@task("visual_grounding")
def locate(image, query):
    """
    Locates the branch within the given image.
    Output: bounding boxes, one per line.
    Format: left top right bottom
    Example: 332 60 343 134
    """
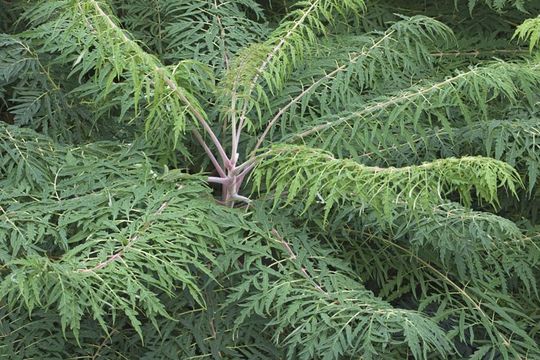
78 202 168 273
192 129 226 177
292 70 474 140
232 0 323 151
271 229 327 295
89 0 230 170
370 231 514 347
208 176 229 184
250 31 395 155
431 49 528 57
159 69 230 166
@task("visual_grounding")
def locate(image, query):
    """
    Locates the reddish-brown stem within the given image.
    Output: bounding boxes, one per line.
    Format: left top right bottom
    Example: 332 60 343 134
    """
158 68 230 166
192 129 226 178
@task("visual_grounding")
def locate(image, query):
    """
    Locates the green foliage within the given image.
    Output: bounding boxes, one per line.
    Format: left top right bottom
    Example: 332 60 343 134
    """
0 34 93 141
112 0 269 68
0 125 454 359
466 0 531 11
0 124 221 338
515 15 540 51
1 0 540 359
219 0 367 132
19 0 209 154
252 144 520 221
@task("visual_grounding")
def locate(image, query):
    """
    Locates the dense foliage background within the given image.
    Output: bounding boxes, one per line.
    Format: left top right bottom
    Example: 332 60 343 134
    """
1 0 540 358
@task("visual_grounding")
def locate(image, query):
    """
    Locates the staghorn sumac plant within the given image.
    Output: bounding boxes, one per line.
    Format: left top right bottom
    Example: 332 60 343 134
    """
1 0 540 358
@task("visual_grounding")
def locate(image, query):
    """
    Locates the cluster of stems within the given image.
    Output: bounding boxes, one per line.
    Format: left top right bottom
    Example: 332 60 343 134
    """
169 4 322 205
192 32 399 206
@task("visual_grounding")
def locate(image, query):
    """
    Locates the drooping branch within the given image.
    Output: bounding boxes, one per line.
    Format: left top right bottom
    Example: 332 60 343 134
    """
252 145 521 222
291 61 540 141
293 70 474 140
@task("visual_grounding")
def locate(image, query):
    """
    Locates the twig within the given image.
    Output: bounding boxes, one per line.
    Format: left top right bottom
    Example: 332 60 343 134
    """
271 229 327 295
91 329 117 360
431 49 528 57
78 202 168 273
293 70 474 140
192 129 226 178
